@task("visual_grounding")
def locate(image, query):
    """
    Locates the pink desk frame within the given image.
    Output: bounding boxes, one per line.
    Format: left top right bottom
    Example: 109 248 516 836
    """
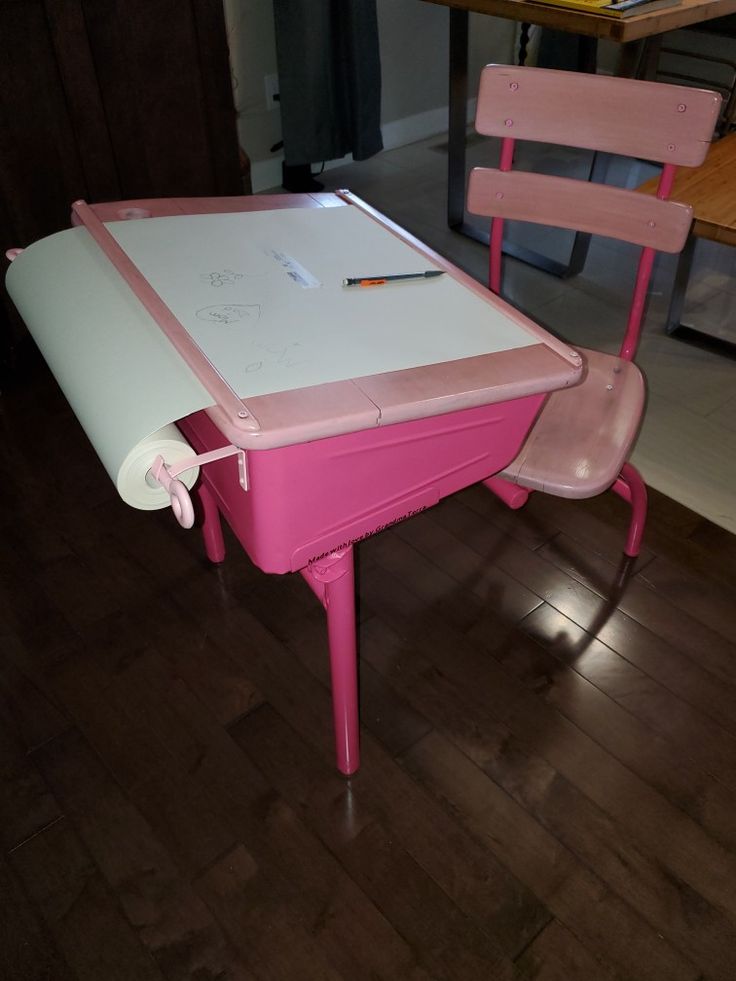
75 192 583 775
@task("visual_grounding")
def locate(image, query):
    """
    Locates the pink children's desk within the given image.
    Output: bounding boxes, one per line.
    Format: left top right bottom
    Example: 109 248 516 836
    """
71 191 583 776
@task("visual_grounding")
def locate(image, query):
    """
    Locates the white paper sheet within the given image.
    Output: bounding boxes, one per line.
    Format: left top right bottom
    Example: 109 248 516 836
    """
6 227 207 506
108 206 536 399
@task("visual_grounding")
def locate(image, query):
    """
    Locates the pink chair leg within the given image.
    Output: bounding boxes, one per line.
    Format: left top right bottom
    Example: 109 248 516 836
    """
612 462 648 558
483 474 531 510
301 547 359 776
197 482 226 564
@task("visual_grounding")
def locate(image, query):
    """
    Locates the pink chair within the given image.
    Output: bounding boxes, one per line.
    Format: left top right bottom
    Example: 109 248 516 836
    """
468 65 721 556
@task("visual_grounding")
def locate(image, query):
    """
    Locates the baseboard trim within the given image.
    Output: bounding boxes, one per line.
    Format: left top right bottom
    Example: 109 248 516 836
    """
250 99 477 193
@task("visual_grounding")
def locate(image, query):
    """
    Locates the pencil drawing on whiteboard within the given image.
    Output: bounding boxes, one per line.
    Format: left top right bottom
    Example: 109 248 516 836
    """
244 339 308 375
195 304 261 325
200 269 244 288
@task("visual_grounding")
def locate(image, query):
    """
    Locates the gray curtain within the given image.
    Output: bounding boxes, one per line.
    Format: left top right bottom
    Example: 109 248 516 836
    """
273 0 383 166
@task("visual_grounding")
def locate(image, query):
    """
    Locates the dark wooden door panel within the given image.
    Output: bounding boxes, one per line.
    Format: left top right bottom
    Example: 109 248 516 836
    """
0 0 243 373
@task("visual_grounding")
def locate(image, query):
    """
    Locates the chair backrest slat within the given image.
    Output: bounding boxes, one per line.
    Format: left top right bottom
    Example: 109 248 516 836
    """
471 65 721 361
475 65 722 167
467 168 694 253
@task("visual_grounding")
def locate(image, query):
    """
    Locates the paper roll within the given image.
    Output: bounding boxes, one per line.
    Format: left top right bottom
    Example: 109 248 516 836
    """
117 424 199 510
5 225 214 511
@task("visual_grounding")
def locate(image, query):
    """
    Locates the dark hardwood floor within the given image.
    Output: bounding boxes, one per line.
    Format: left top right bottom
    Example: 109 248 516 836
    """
2 359 735 981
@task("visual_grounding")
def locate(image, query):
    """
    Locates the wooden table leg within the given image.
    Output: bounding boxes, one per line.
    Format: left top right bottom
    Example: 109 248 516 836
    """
448 8 470 232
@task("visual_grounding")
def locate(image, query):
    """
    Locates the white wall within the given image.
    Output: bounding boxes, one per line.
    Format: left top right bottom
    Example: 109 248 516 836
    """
223 0 516 191
223 0 283 183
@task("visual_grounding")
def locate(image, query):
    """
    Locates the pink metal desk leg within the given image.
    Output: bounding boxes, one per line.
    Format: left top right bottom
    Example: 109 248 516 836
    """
301 548 360 776
482 474 530 510
197 483 226 564
612 463 648 558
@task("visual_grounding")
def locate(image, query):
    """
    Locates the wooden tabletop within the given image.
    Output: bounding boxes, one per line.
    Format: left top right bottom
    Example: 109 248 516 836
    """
423 0 736 42
638 132 736 245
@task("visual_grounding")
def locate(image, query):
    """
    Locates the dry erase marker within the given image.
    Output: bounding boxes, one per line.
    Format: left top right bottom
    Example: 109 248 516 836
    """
342 270 445 287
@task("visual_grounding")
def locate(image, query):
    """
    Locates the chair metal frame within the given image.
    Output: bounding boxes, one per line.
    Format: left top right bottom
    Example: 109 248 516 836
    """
467 65 722 556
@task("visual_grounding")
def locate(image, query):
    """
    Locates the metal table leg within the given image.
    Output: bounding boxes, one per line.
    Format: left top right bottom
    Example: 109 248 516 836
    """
502 150 612 278
666 233 697 335
665 234 736 355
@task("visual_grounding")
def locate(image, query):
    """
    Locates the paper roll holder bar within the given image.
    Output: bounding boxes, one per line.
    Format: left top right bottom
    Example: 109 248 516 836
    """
148 444 248 529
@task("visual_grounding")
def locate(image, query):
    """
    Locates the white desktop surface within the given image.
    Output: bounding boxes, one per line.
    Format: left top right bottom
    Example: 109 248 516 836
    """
108 205 537 399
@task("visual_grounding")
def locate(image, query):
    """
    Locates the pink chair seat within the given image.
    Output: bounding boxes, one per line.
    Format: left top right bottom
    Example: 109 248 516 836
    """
499 349 645 499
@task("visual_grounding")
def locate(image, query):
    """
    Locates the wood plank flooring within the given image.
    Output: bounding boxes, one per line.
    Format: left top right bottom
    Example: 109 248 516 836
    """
2 358 736 981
